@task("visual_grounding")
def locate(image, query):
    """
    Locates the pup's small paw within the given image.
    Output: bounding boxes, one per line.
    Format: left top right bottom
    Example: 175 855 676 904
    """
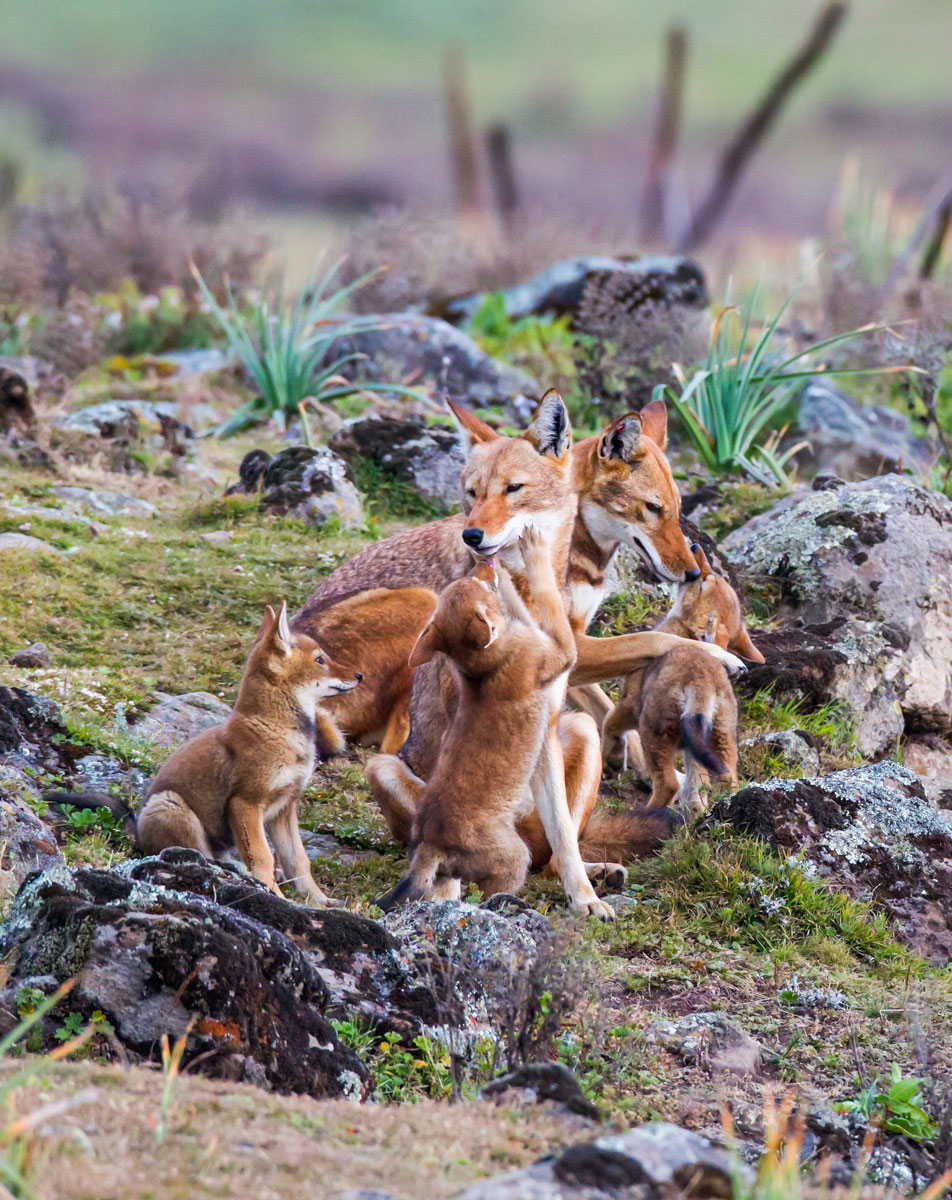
517 525 546 558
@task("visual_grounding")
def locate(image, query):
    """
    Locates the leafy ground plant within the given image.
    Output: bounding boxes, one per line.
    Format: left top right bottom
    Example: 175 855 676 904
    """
658 290 895 488
838 1063 941 1142
193 259 415 439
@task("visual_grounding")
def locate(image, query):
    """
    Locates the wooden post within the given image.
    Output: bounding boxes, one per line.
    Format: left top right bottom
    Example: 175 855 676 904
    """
679 2 848 252
640 26 688 246
485 122 520 238
443 44 483 230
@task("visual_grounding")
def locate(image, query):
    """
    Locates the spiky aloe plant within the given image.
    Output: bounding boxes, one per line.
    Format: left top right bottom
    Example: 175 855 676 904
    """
657 291 899 489
192 259 416 440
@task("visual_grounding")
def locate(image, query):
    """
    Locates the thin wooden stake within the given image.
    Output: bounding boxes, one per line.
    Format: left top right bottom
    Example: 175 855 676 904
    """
485 122 521 238
443 44 483 230
640 26 688 245
679 2 848 252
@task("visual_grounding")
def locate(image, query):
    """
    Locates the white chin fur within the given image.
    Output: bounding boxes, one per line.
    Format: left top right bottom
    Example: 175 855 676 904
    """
627 532 684 583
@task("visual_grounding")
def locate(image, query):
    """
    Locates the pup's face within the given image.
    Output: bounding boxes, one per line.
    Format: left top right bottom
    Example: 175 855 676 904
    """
409 563 507 667
671 546 766 663
256 602 362 701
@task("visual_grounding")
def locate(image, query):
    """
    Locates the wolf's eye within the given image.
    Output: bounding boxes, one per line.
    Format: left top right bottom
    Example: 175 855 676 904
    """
314 653 325 665
506 482 524 494
645 502 662 515
466 487 476 499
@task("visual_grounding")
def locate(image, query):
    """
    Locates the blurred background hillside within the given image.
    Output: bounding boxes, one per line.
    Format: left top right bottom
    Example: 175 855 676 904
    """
2 0 951 283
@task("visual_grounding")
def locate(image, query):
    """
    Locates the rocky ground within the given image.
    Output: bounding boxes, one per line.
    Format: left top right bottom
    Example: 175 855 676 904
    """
0 254 951 1199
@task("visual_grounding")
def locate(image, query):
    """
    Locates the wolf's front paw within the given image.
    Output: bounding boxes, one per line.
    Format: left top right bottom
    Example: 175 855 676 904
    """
573 895 616 921
704 644 747 675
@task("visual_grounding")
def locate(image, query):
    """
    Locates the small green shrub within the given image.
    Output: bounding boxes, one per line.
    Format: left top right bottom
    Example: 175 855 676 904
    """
465 291 576 389
193 259 418 439
837 1063 940 1142
659 291 891 488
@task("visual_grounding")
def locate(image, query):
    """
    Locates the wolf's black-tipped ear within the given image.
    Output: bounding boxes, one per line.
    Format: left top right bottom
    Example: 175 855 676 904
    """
525 389 571 459
598 414 644 463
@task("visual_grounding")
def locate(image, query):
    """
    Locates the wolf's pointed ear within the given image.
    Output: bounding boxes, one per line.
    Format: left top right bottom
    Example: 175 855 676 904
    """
256 605 278 642
639 398 668 450
730 625 766 664
408 621 445 667
598 413 644 463
693 543 712 580
446 398 497 454
273 601 293 656
525 389 571 459
474 602 498 648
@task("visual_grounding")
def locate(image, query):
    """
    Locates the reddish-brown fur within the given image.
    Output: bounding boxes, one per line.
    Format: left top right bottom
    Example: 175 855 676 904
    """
371 530 576 907
137 602 361 904
602 547 763 816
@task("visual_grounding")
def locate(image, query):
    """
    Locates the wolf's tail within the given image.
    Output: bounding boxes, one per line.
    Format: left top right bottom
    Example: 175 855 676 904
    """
578 806 681 864
374 843 444 912
678 687 727 777
43 789 137 843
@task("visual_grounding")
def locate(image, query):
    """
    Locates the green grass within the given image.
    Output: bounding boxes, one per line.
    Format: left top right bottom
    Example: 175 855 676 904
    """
0 476 371 709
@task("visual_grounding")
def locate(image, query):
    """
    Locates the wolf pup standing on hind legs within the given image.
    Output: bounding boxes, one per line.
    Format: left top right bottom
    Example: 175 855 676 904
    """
373 527 576 910
55 602 361 906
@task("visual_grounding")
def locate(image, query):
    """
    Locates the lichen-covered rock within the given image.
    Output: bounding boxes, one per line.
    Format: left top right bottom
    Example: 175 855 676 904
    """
260 445 364 529
321 314 538 424
329 415 464 511
129 690 231 748
0 853 562 1099
0 687 73 775
458 1121 748 1199
795 380 936 481
645 1012 763 1077
381 894 556 1041
52 486 158 519
723 476 952 755
740 730 821 776
51 398 196 471
444 255 709 326
712 762 952 963
0 849 371 1098
0 792 63 901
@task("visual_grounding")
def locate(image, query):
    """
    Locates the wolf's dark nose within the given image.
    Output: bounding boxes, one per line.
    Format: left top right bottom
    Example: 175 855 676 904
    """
684 567 701 582
462 527 484 549
355 672 363 681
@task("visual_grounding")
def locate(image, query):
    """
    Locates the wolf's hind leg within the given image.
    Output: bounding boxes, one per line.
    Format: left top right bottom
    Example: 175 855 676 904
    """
136 790 214 858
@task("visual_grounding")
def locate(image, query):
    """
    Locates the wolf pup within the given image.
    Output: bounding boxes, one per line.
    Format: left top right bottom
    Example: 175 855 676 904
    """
602 545 764 816
59 603 361 905
371 527 576 909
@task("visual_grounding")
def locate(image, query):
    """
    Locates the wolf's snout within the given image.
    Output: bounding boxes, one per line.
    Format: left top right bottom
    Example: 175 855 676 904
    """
462 527 484 549
355 672 363 682
683 567 701 582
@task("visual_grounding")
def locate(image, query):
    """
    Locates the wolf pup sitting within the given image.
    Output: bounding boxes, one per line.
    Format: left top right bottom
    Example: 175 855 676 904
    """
372 527 576 909
58 603 361 905
602 545 764 817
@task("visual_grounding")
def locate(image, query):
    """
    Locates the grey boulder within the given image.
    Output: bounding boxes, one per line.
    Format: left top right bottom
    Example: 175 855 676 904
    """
724 475 952 756
330 415 464 511
795 380 936 481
